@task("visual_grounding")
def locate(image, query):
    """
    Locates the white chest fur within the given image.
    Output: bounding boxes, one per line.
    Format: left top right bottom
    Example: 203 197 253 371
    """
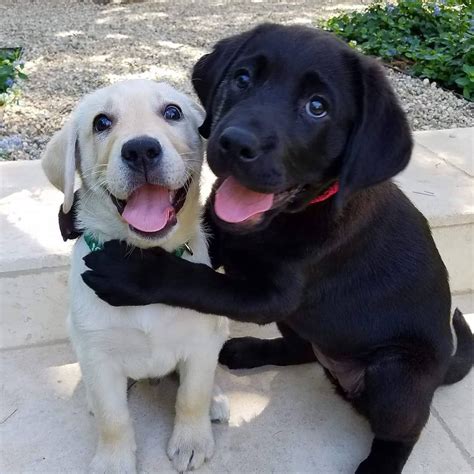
68 231 228 381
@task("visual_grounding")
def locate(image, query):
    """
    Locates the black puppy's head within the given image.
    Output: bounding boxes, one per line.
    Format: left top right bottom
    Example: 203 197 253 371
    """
193 23 412 231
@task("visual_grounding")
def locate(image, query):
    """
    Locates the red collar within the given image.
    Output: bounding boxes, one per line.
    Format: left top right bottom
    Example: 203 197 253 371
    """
309 181 339 204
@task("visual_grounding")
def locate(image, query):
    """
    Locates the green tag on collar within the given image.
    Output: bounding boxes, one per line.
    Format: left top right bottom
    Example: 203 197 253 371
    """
84 233 104 252
84 233 192 258
173 245 186 258
173 242 193 258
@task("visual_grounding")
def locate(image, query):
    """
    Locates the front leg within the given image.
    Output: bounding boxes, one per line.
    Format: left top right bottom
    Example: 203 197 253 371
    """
80 360 137 474
168 350 219 472
82 241 305 324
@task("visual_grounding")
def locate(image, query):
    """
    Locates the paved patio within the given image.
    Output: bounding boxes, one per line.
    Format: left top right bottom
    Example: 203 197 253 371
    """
0 128 473 473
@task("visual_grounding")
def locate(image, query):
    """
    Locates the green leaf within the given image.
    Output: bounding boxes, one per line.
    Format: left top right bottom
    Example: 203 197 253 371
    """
462 64 474 75
455 76 470 87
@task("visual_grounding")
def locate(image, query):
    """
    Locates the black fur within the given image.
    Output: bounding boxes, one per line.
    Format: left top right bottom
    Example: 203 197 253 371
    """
82 24 473 473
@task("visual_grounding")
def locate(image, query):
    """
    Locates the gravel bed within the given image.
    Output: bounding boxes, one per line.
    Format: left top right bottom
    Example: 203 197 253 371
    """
386 68 473 132
0 0 472 161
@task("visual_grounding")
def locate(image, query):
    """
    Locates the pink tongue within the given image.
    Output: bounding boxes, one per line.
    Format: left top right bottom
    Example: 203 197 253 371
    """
215 176 274 223
122 184 174 232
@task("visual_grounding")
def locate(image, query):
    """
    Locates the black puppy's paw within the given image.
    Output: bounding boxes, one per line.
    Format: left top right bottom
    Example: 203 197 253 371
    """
81 271 133 307
355 456 402 474
219 337 268 369
356 438 410 474
355 459 378 474
82 240 161 306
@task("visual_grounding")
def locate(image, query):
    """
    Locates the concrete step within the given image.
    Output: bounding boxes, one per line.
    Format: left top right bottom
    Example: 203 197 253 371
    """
1 265 472 352
0 160 74 273
1 129 471 282
396 128 473 295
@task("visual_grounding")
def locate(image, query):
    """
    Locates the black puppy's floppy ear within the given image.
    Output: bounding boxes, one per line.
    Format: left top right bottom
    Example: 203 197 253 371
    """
337 57 413 207
192 27 262 138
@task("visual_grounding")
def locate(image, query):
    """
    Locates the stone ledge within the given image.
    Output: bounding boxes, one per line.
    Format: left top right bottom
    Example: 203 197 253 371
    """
0 129 472 292
0 161 73 273
396 129 473 228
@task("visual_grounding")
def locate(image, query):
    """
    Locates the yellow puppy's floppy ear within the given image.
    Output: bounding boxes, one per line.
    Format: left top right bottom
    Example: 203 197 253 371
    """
41 118 78 213
187 99 206 132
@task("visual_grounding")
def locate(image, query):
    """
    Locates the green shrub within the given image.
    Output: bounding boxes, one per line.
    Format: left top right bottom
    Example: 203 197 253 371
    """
322 0 474 100
0 47 27 107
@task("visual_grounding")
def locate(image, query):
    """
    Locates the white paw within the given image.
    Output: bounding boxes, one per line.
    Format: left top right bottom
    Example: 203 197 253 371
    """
90 446 136 474
210 392 230 423
167 420 214 472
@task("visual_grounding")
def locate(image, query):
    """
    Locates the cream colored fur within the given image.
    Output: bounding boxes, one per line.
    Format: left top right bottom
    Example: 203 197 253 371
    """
42 80 229 473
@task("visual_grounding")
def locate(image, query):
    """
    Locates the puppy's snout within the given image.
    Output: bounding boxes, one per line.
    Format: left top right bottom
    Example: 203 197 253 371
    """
219 127 260 163
121 136 162 171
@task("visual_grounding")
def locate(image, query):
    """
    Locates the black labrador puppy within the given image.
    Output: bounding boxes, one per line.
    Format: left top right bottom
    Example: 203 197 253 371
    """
82 24 473 473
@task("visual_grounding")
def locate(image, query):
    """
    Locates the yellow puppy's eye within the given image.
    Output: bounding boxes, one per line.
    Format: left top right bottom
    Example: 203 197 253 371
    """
93 114 113 133
163 104 183 121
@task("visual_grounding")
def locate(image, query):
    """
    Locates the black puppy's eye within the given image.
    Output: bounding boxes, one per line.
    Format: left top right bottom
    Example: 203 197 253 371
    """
234 69 251 89
163 104 183 121
93 114 113 133
305 97 328 118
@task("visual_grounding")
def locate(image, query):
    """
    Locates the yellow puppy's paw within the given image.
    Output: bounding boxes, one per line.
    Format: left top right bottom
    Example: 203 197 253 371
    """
167 420 215 472
90 445 136 474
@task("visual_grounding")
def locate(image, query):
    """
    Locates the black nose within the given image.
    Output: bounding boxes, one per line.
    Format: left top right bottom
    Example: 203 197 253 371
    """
121 136 162 171
219 127 260 162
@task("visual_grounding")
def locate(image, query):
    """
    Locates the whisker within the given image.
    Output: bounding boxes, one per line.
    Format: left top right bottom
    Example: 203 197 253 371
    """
81 163 108 173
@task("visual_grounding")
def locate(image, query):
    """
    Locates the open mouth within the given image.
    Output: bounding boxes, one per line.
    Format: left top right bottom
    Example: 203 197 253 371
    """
214 176 304 226
110 178 191 239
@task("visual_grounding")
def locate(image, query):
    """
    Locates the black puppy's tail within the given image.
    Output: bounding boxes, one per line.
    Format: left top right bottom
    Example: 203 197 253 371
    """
443 308 473 385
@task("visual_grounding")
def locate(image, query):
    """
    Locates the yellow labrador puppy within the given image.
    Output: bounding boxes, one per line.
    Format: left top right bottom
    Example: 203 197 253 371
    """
42 80 229 473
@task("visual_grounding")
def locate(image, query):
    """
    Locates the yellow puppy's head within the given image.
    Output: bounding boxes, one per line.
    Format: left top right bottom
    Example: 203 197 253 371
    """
42 79 205 248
